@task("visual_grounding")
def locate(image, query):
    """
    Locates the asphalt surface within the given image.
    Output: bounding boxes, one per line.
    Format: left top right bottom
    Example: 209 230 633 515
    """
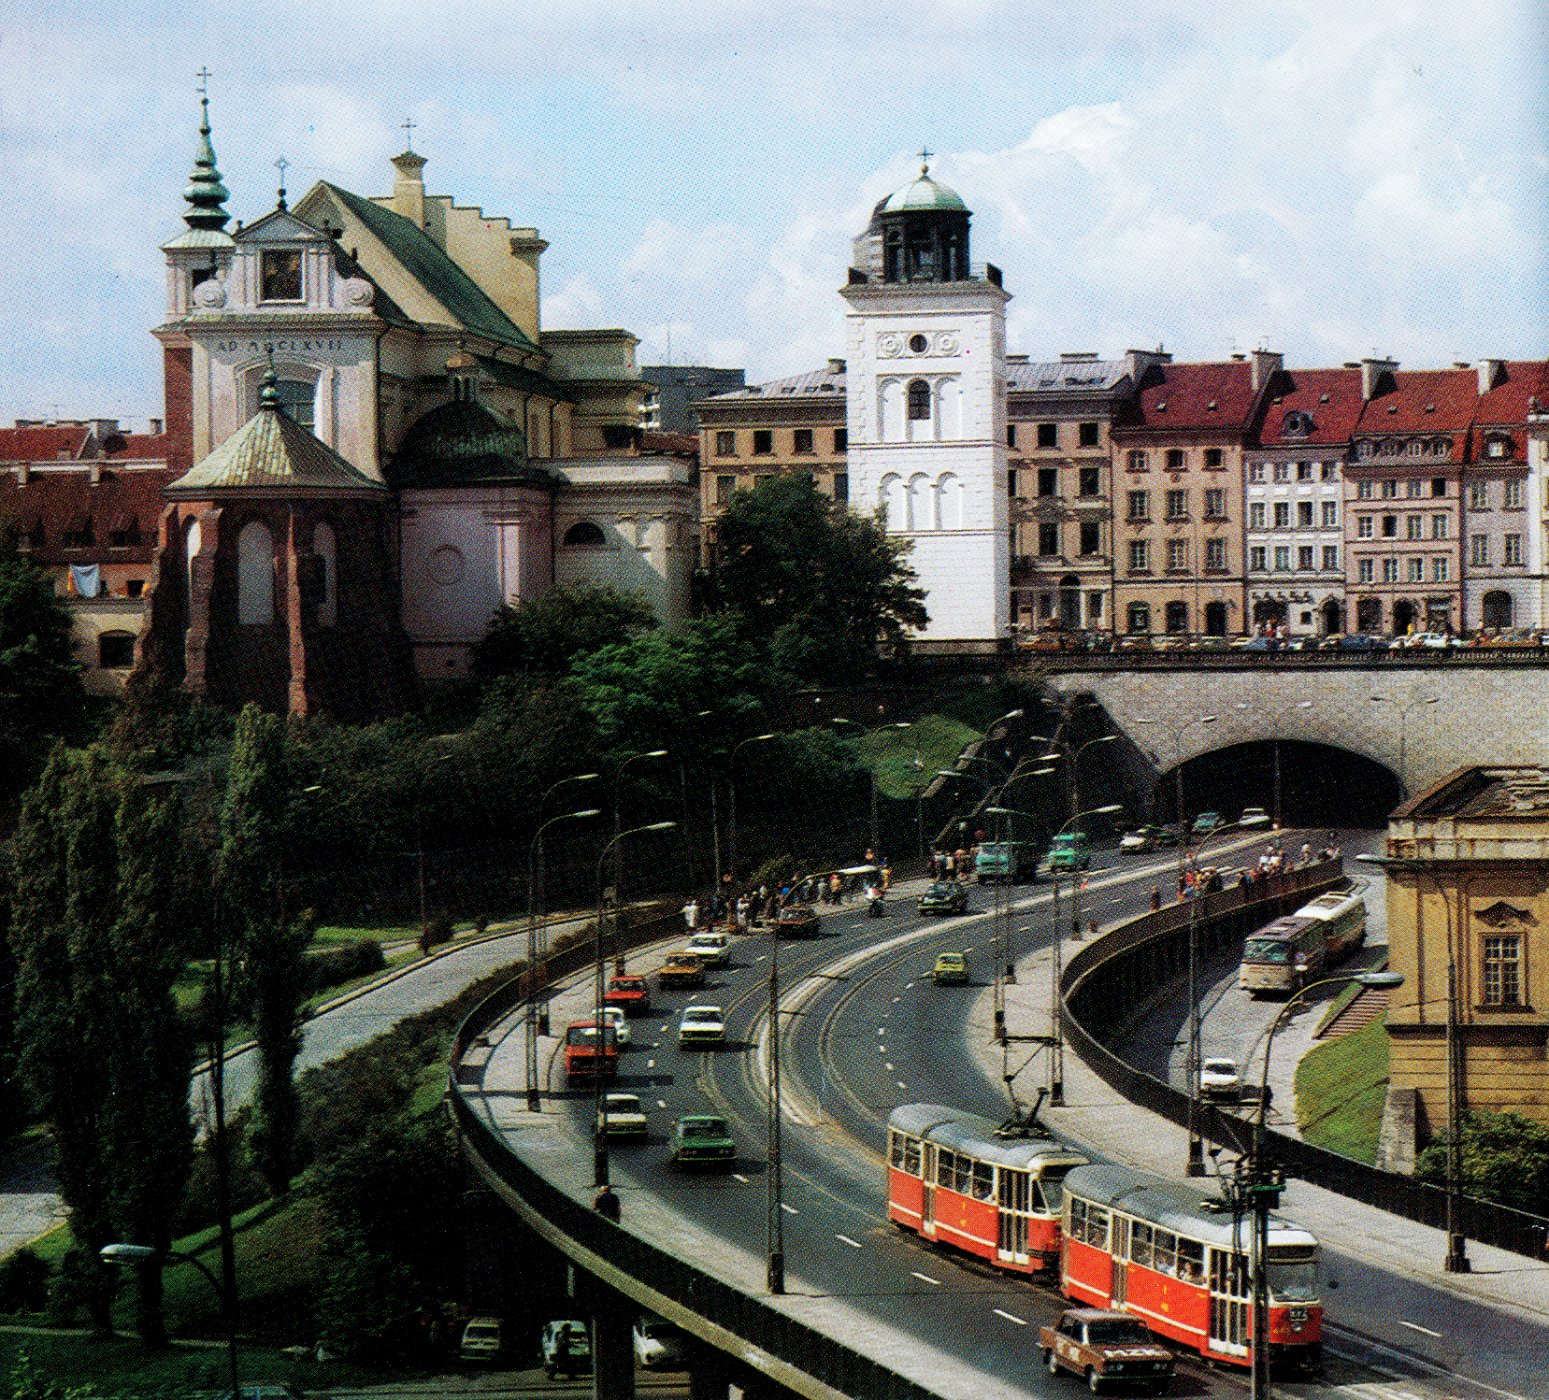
467 830 1549 1399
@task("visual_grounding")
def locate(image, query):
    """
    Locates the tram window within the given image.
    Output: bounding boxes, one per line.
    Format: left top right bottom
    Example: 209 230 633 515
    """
936 1149 957 1189
903 1139 921 1175
1130 1222 1153 1268
889 1132 905 1168
1034 1168 1069 1213
1152 1229 1177 1275
1069 1199 1088 1243
1087 1205 1110 1250
972 1161 994 1200
1177 1239 1205 1283
954 1156 974 1194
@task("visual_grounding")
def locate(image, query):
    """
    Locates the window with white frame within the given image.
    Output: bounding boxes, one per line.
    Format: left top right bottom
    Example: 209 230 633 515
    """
1431 514 1449 540
1358 558 1374 583
1471 534 1489 567
1298 545 1314 570
1504 479 1523 509
1248 463 1266 483
1357 516 1374 539
1470 481 1490 510
1167 538 1187 570
1128 539 1151 572
1321 500 1338 527
1274 545 1290 571
1205 538 1225 571
1272 463 1289 483
1273 502 1290 528
1381 557 1399 583
1407 557 1424 582
1504 533 1523 566
1433 556 1449 582
1322 544 1339 571
1249 545 1267 571
1357 480 1374 499
1406 515 1423 540
1249 502 1266 529
1481 934 1522 1007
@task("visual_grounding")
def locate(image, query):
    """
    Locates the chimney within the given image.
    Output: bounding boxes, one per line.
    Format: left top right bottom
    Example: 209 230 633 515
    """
391 150 428 229
827 358 846 376
1361 357 1399 401
1250 348 1283 393
149 417 163 435
1477 359 1504 394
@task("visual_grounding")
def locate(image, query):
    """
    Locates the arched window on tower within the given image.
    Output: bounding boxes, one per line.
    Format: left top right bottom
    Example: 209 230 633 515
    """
313 521 337 628
907 378 932 422
879 474 904 528
563 521 607 547
907 474 932 531
936 473 962 529
237 519 275 625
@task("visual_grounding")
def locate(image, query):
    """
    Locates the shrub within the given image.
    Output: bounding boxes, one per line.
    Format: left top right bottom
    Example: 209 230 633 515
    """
0 1248 49 1313
304 938 386 996
417 916 454 955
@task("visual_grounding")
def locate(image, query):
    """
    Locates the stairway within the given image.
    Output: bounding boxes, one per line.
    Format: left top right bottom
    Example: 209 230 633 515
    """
1316 985 1391 1039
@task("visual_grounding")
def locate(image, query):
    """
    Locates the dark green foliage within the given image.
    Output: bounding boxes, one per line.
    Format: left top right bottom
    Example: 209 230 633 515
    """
710 474 928 682
0 1249 49 1314
303 938 386 996
417 915 453 954
474 581 657 679
219 706 309 1195
0 536 88 806
1417 1111 1549 1215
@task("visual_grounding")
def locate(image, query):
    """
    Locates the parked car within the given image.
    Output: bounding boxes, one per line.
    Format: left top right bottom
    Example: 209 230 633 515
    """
685 930 731 966
918 880 968 915
1039 1309 1174 1394
670 1113 736 1170
931 952 969 985
540 1319 592 1378
678 1004 726 1047
1230 635 1279 652
597 1091 649 1140
1198 1058 1243 1102
657 953 706 989
1119 825 1177 852
1332 632 1389 652
1191 811 1224 837
633 1317 687 1369
1237 806 1271 829
459 1315 504 1363
604 974 651 1015
774 906 820 937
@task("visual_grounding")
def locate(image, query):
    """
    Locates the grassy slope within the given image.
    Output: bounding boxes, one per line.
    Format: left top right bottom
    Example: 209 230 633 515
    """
1294 1018 1391 1163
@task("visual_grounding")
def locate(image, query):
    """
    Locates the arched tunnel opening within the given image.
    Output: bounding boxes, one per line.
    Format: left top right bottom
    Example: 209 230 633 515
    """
1153 740 1402 829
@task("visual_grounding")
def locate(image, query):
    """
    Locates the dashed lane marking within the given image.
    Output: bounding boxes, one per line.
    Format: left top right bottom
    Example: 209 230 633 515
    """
835 1234 862 1249
993 1308 1027 1326
1396 1320 1442 1340
781 1202 799 1215
732 1173 750 1183
656 1099 667 1109
885 1063 895 1071
896 1081 908 1089
910 1271 941 1286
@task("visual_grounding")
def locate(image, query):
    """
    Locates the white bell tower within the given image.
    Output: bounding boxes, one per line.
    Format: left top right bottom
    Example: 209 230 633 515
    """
841 157 1010 645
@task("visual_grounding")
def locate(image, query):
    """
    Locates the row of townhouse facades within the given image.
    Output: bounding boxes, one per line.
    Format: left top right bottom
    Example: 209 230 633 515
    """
696 350 1549 639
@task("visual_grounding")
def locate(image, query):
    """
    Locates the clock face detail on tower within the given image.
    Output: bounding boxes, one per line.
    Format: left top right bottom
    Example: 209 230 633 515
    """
878 332 904 358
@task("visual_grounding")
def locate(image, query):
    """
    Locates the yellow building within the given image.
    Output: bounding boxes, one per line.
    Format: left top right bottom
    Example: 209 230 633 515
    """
1382 766 1549 1143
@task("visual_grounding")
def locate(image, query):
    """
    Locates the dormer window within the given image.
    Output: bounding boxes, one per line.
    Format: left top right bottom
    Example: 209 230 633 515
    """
1485 434 1510 459
260 249 303 302
1281 410 1314 437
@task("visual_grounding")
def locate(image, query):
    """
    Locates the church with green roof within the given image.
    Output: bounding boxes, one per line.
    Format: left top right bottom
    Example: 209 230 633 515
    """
144 95 696 720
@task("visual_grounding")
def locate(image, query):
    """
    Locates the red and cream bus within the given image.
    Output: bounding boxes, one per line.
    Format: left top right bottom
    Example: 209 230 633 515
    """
1239 888 1367 996
1060 1163 1322 1372
886 1104 1088 1273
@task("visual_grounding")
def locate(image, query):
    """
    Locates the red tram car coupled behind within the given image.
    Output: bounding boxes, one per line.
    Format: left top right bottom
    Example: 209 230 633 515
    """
886 1104 1089 1273
1060 1164 1323 1372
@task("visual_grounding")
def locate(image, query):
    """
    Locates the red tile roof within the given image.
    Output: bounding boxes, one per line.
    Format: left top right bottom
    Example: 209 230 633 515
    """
1354 368 1478 439
1475 360 1549 425
1118 360 1259 433
0 426 93 462
1254 367 1367 447
0 466 171 563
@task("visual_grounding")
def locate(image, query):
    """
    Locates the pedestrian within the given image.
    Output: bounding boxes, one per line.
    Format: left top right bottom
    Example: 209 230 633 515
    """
682 897 699 931
592 1184 621 1221
1300 842 1311 867
1150 887 1162 912
882 859 893 891
736 894 749 931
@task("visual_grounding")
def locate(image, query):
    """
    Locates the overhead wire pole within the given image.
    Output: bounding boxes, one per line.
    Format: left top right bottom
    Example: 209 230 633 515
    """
1370 694 1439 797
766 921 785 1292
525 807 601 1112
728 733 777 889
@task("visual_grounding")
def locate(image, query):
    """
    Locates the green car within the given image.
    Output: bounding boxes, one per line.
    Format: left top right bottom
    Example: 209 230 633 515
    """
918 880 968 915
1047 831 1093 873
669 1114 736 1170
932 952 969 984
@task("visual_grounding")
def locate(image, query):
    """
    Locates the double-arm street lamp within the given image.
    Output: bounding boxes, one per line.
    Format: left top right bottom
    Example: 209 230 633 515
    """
613 749 669 899
1356 851 1470 1273
727 734 777 886
101 1242 239 1395
526 806 601 1112
1235 969 1403 1399
1370 694 1438 797
594 821 676 1187
1135 713 1217 832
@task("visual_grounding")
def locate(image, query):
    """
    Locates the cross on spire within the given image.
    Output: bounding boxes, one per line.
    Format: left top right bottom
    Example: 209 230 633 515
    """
196 66 211 97
401 116 416 151
275 155 289 211
918 147 933 174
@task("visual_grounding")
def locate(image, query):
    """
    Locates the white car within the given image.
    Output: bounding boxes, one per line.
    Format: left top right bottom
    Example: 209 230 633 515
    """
592 1004 631 1047
1199 1058 1243 1101
678 1004 726 1047
685 930 730 967
633 1317 687 1368
1238 806 1272 829
597 1091 649 1139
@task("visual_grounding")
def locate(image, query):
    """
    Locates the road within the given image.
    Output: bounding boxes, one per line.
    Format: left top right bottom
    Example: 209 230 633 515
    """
469 830 1547 1399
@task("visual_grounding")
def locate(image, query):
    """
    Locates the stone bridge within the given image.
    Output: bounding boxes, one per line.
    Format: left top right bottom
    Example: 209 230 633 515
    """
1044 660 1548 797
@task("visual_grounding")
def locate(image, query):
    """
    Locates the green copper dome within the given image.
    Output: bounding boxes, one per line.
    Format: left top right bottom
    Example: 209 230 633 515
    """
183 95 231 232
388 397 548 489
882 167 968 215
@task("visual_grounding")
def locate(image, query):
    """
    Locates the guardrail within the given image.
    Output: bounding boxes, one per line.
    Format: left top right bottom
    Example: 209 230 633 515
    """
1036 649 1549 670
1060 863 1549 1260
449 912 947 1400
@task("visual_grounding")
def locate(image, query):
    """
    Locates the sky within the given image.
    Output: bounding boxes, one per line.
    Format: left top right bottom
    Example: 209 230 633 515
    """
1 0 1545 428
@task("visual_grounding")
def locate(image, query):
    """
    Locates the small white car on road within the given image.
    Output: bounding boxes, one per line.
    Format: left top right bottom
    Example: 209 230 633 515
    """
633 1317 687 1368
592 1004 631 1047
1238 806 1272 829
678 1005 726 1047
597 1092 649 1140
685 931 731 967
1199 1058 1243 1101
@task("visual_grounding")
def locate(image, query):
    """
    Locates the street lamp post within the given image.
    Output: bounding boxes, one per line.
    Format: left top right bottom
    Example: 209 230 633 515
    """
101 1243 239 1395
613 750 669 903
1242 970 1403 1398
1135 712 1217 832
728 734 777 887
535 771 601 963
767 920 786 1294
1356 852 1470 1273
526 807 602 1112
832 718 912 861
1042 802 1123 1102
1234 700 1313 826
1370 694 1439 797
594 821 676 1187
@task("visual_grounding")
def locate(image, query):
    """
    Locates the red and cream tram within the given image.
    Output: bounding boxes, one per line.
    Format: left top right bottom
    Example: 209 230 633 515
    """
1060 1164 1323 1371
886 1104 1088 1272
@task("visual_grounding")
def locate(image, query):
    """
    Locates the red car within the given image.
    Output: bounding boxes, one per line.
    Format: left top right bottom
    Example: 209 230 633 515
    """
604 975 652 1015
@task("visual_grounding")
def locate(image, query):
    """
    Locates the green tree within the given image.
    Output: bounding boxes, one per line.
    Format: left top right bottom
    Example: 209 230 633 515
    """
0 536 88 805
218 706 308 1194
710 474 928 681
1417 1110 1549 1214
473 581 657 679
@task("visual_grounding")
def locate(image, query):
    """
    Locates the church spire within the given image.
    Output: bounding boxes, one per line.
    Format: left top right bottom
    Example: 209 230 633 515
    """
183 72 231 232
